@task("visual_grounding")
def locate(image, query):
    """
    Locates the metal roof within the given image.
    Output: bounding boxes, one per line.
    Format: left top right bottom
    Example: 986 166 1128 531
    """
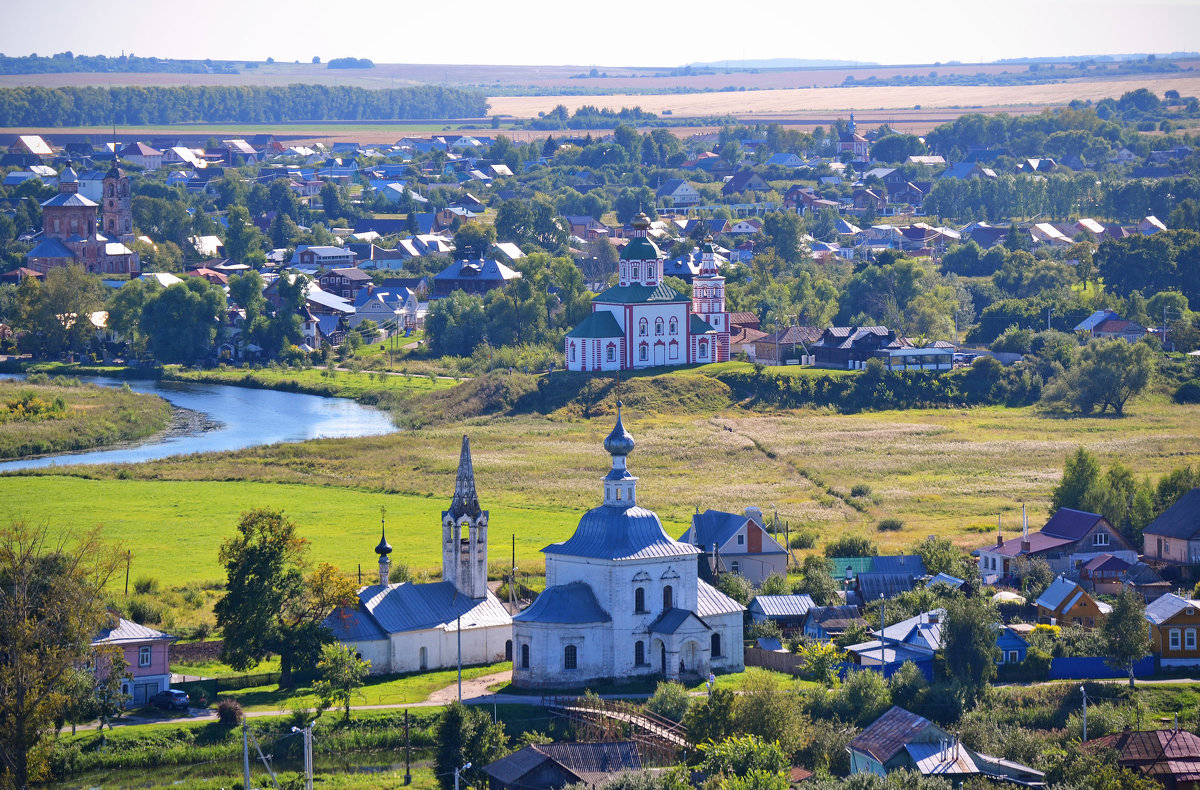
543 505 699 562
749 594 815 618
592 282 687 305
566 310 624 339
849 706 933 764
649 608 709 635
1035 577 1082 612
513 582 611 625
93 617 175 645
905 742 979 776
485 742 641 787
681 509 747 550
696 579 745 617
331 581 511 637
1143 489 1200 540
1145 593 1199 625
1041 508 1106 541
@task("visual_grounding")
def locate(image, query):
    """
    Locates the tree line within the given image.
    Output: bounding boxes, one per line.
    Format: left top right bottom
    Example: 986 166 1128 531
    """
0 84 488 126
0 52 232 74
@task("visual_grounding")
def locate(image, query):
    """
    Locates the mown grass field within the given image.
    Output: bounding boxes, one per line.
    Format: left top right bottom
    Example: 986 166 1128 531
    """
165 364 457 399
0 378 171 460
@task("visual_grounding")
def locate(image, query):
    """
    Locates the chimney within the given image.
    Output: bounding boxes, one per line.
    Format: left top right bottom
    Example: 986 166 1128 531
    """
996 514 1003 548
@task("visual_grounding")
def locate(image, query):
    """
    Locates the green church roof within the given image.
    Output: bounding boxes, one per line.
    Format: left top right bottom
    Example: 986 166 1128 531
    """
566 310 624 339
593 282 687 305
690 314 717 334
620 236 661 261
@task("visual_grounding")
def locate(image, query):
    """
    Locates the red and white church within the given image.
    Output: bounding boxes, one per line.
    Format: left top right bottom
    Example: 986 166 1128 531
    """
565 213 729 372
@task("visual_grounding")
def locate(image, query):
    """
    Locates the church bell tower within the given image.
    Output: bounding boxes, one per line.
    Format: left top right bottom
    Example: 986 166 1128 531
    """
442 435 489 599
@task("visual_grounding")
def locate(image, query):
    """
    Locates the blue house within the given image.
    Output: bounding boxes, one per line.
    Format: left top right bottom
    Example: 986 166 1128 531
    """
995 626 1029 665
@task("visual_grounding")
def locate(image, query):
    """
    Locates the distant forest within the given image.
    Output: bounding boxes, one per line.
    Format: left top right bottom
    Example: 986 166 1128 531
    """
0 85 489 126
0 53 236 75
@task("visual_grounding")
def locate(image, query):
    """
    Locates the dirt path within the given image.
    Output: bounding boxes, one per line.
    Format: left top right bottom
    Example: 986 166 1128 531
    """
426 669 514 705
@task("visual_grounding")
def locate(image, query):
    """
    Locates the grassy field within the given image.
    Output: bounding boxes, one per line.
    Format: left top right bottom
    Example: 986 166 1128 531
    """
0 378 171 460
4 388 1197 579
165 364 457 400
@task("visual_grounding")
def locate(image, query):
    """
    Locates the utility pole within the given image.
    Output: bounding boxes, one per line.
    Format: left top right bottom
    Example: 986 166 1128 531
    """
404 709 412 785
455 762 472 790
457 613 463 701
124 551 131 596
879 594 886 676
243 721 252 790
1080 686 1088 741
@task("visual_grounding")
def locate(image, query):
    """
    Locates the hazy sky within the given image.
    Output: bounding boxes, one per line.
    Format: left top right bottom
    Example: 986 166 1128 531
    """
4 0 1199 68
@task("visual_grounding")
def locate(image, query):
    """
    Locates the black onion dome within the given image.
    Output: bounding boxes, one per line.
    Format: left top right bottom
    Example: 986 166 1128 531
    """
603 401 635 457
375 528 393 556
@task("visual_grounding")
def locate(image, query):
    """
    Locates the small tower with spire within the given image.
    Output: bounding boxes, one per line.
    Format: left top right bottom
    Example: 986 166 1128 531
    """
375 507 392 586
691 234 729 360
602 402 638 508
442 435 489 599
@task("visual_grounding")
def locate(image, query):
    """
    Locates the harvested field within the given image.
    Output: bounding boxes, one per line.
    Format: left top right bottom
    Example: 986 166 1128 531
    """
487 75 1200 118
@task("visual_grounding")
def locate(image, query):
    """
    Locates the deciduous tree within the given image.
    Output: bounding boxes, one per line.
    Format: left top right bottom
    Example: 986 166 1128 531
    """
313 642 369 720
1102 587 1151 688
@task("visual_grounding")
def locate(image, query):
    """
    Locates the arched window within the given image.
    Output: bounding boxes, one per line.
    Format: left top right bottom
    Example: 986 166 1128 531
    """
632 264 640 280
639 318 648 337
569 343 576 362
711 633 722 658
521 643 530 669
731 560 740 575
606 346 615 362
655 318 664 336
639 343 648 361
635 587 646 613
635 641 646 666
699 340 709 359
564 644 578 670
505 640 513 661
669 317 678 335
663 585 673 610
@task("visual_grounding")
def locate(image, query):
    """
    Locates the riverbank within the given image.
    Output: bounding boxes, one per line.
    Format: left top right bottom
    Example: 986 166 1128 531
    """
0 376 172 461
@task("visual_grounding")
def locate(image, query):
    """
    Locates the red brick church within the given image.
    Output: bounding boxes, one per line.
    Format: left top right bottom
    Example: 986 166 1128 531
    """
27 160 140 276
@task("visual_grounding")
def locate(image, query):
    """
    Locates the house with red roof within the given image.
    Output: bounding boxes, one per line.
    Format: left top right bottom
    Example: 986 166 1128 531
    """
978 508 1138 582
1085 727 1200 789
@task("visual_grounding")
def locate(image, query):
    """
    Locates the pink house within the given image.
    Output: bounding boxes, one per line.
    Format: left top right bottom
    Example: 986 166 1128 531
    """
92 616 176 705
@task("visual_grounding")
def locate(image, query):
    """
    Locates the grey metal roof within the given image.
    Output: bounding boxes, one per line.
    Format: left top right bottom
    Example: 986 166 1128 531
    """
1035 577 1080 612
879 609 946 644
749 594 815 618
1041 508 1106 541
27 237 76 259
93 617 174 645
332 581 510 637
544 505 700 562
858 572 917 600
696 578 745 616
41 192 97 208
650 608 709 635
868 555 926 575
486 742 641 787
1145 593 1197 625
514 582 611 625
681 509 746 550
324 605 388 642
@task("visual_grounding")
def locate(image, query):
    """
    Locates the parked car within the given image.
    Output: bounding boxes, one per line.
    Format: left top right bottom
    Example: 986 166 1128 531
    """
151 689 190 710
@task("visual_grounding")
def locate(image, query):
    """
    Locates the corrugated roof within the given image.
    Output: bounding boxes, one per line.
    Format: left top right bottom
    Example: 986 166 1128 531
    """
514 582 611 625
338 581 511 636
682 510 746 550
94 617 174 645
650 608 709 635
544 505 699 562
1041 508 1105 540
486 742 642 787
566 310 624 339
696 579 745 617
689 314 717 334
850 706 933 763
1144 489 1200 540
592 282 687 305
1145 593 1199 625
905 742 979 776
324 605 388 642
749 594 815 618
41 192 97 208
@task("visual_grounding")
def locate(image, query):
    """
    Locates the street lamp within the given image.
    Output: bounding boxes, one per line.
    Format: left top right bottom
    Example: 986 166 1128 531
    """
455 762 473 790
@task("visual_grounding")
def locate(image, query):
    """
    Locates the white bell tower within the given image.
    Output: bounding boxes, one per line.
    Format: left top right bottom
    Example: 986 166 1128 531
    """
442 435 489 599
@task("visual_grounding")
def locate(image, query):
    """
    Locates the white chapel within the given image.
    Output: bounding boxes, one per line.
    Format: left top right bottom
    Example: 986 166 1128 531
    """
324 436 512 674
511 405 745 688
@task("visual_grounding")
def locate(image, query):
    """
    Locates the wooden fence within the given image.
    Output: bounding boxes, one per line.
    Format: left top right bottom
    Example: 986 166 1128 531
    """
744 646 804 675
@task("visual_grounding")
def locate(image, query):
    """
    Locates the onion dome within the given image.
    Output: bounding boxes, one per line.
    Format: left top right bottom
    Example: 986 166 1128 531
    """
603 401 635 457
631 212 651 231
375 527 393 556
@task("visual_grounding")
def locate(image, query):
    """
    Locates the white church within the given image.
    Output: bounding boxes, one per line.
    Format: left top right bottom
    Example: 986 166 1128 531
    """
511 404 745 688
565 213 730 372
324 437 513 674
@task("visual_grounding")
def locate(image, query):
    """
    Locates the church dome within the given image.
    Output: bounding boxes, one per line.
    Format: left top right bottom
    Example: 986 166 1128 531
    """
375 528 393 556
603 402 635 457
631 212 651 230
544 505 698 561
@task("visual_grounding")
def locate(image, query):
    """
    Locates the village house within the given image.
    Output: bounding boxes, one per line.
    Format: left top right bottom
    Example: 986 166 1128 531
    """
721 170 771 196
1085 728 1200 789
978 508 1138 581
1143 489 1200 581
295 245 358 269
848 706 1044 785
119 142 163 171
656 179 702 207
747 595 815 632
317 266 372 301
1146 593 1200 668
1035 576 1111 628
802 605 869 641
92 615 176 706
325 437 513 674
678 507 789 584
433 258 523 297
484 742 642 790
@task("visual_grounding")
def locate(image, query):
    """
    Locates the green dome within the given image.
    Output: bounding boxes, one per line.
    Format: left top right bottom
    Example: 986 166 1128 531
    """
620 236 661 261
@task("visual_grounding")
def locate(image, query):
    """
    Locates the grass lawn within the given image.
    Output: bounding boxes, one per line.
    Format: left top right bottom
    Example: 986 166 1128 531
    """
165 364 456 399
487 666 810 697
221 662 511 712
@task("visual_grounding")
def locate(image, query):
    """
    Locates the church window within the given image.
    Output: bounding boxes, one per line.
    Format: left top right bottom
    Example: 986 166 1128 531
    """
632 264 640 279
564 644 578 670
505 640 513 661
669 317 678 335
569 343 576 363
639 344 648 362
606 346 615 363
635 587 646 613
635 641 646 666
662 585 673 610
711 633 722 658
107 184 114 197
699 341 709 359
655 318 664 336
639 318 648 337
521 643 530 668
669 342 679 361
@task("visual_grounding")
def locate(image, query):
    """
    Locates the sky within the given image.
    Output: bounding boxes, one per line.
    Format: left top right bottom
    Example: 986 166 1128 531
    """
3 0 1200 69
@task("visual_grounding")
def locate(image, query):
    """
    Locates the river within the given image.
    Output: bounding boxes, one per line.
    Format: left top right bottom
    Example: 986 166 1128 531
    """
0 374 398 472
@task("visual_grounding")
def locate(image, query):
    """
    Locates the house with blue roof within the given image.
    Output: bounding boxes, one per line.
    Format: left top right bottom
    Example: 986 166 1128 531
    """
325 437 512 674
679 507 789 585
512 406 744 688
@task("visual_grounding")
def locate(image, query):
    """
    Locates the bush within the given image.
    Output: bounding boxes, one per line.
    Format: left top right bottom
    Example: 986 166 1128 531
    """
824 535 878 558
1175 379 1200 404
789 530 817 550
850 484 872 498
126 596 164 625
133 576 160 595
646 681 690 722
216 698 243 725
876 518 904 532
